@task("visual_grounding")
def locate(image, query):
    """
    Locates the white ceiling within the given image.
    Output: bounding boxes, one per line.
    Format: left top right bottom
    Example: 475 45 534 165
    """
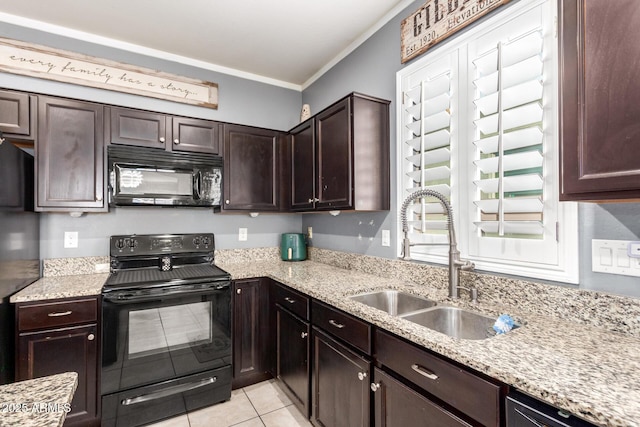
0 0 414 90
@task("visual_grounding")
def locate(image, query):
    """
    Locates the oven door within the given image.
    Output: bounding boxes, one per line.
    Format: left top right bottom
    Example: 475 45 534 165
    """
101 281 231 395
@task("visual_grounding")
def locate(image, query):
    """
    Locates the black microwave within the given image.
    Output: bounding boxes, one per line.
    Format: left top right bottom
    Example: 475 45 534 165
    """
108 145 222 208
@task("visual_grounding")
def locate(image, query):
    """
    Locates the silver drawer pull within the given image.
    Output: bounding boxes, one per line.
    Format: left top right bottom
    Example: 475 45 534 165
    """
284 297 296 304
121 377 216 406
411 364 438 380
48 311 72 317
370 382 381 392
328 319 345 329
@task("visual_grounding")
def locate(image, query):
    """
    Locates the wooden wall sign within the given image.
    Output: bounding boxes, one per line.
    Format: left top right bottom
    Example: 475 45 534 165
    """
401 0 511 63
0 37 218 109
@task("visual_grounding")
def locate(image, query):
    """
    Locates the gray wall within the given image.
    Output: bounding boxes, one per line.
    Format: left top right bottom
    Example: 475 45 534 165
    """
1 23 304 259
301 0 640 298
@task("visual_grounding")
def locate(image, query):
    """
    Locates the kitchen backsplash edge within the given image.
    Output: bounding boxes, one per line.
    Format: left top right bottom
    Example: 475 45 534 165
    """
41 247 640 337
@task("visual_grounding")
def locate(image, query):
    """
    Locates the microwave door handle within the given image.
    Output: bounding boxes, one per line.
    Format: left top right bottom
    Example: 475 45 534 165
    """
194 170 203 200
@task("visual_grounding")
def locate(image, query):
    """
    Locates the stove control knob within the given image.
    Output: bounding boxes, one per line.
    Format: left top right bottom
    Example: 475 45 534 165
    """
193 236 201 246
128 239 137 249
202 236 211 247
115 238 125 250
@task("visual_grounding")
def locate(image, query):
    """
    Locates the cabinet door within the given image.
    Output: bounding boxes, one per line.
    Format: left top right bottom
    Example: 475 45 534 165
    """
17 324 98 426
232 279 271 388
36 96 105 211
171 117 220 154
559 0 640 200
312 327 370 427
108 107 168 149
372 368 472 427
277 306 310 417
0 90 35 139
290 119 315 211
315 98 352 210
223 124 280 211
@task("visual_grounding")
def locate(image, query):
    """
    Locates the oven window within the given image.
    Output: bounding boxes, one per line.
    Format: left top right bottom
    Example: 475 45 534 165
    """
117 166 193 196
128 301 211 359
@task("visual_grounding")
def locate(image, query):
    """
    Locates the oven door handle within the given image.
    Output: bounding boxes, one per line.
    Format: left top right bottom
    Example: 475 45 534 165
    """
121 376 217 406
103 283 230 303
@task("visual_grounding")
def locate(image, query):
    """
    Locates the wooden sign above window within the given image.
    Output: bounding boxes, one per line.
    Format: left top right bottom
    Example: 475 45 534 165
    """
0 37 218 109
401 0 511 63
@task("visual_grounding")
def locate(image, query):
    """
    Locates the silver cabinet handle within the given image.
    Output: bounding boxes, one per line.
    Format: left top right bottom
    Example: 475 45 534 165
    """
225 200 230 204
370 382 381 392
96 193 103 202
328 319 345 329
357 372 367 381
173 138 180 145
301 332 308 339
88 334 95 341
411 364 438 380
284 297 295 304
308 198 314 203
159 137 165 143
236 288 242 294
48 311 72 317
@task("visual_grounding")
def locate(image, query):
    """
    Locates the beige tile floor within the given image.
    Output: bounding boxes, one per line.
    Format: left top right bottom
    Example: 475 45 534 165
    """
148 379 312 427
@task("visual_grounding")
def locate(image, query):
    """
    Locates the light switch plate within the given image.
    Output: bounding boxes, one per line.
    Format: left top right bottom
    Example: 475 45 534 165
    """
238 228 248 241
381 230 390 247
592 239 640 277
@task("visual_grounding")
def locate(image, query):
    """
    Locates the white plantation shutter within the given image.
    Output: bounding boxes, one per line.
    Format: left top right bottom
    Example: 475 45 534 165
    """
471 29 545 237
398 0 578 283
400 52 457 250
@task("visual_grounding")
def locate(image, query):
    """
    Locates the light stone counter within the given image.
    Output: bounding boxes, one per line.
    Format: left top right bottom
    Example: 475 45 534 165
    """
9 273 108 303
0 372 77 427
11 250 639 426
218 259 640 427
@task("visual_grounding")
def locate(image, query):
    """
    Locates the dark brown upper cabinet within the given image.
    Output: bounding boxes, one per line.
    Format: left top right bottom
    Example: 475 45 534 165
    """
0 89 36 140
223 124 283 211
559 0 640 201
36 96 106 212
290 93 390 212
290 118 316 211
108 106 220 154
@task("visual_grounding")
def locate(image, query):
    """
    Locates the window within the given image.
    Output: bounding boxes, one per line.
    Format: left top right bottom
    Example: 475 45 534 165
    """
397 0 578 283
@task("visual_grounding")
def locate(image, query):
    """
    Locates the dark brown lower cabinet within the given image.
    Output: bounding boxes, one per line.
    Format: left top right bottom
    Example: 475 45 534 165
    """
311 327 370 427
16 298 100 426
276 305 310 417
232 278 272 388
371 368 471 427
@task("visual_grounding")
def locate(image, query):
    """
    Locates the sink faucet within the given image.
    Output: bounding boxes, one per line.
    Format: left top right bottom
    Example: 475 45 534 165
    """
400 189 475 299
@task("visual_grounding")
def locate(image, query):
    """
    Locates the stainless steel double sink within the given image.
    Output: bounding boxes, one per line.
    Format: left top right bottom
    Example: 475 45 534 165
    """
349 289 515 340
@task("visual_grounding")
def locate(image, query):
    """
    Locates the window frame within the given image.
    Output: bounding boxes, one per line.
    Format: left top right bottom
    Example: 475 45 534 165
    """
395 0 579 284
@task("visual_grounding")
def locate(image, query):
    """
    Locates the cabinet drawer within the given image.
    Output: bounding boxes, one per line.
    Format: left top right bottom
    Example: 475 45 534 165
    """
274 283 309 320
312 300 371 355
375 330 501 427
18 298 98 331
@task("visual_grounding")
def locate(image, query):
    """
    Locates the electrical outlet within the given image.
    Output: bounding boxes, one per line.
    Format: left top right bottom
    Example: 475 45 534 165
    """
64 231 78 248
238 228 248 241
381 229 391 247
307 227 313 238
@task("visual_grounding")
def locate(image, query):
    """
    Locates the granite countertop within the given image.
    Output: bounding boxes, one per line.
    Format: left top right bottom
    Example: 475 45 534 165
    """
219 259 640 427
9 273 108 303
0 372 77 427
10 256 638 426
